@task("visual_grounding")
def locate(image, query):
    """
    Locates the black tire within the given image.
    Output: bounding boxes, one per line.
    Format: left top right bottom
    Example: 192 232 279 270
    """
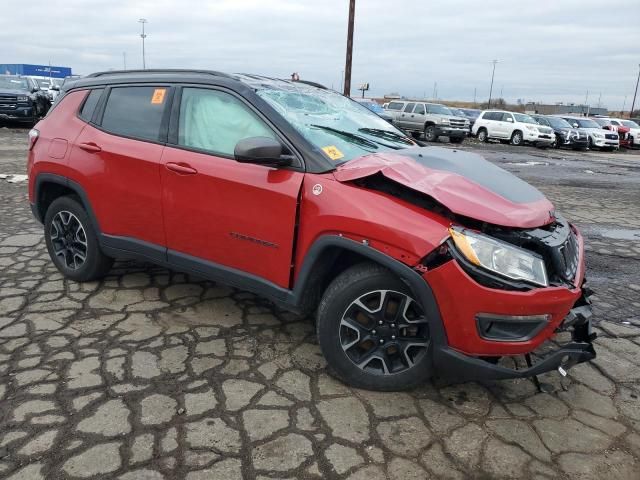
510 130 523 146
588 137 594 150
450 136 465 144
44 196 113 282
424 124 437 142
316 263 433 391
477 128 488 142
551 135 559 149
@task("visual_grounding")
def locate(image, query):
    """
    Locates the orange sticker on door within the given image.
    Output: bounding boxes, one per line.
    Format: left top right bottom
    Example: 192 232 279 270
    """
151 88 166 104
321 145 344 161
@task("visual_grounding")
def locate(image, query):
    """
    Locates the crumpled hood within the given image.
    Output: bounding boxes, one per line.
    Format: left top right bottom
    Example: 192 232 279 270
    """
333 146 555 228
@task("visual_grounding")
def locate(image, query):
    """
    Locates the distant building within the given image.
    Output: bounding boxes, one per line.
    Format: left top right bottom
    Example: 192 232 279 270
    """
524 102 607 117
0 64 73 79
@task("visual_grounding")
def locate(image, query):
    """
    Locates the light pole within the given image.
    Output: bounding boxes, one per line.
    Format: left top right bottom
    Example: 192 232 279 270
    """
343 0 355 97
139 18 148 70
631 64 640 117
488 59 498 108
122 52 126 70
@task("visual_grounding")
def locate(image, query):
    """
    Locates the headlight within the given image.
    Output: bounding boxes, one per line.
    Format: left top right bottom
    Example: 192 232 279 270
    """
525 125 538 132
449 227 548 287
17 95 28 102
439 118 449 125
593 132 604 138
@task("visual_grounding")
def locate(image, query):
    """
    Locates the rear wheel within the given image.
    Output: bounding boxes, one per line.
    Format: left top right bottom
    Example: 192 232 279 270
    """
316 263 433 391
551 135 559 148
424 124 437 142
477 128 488 142
510 130 523 146
44 196 113 282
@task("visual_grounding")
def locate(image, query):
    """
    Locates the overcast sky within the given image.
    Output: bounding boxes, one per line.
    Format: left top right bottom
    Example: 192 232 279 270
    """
2 0 638 109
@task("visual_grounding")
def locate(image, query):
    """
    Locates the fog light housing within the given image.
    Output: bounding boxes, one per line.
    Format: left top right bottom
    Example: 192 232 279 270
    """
476 313 550 342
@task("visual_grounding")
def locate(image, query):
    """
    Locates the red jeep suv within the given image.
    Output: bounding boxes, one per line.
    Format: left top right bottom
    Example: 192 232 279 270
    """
27 70 595 390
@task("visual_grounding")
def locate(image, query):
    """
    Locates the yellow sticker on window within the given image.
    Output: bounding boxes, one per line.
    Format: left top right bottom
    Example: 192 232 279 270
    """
321 145 344 161
151 88 166 104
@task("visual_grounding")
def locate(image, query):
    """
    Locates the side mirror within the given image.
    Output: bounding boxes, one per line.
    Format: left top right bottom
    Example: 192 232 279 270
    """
572 123 579 128
234 137 292 167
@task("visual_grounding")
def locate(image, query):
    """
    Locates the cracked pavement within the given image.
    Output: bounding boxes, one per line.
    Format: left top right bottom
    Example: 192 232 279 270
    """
1 126 640 479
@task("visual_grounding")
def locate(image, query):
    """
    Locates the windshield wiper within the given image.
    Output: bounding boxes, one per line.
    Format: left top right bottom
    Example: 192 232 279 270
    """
358 128 414 146
310 124 380 149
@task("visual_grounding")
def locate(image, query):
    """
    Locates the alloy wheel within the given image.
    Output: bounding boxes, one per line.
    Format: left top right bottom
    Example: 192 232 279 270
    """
50 210 88 270
339 290 430 375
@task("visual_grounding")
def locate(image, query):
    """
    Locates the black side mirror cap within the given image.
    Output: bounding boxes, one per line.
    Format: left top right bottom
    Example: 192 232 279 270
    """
234 136 292 167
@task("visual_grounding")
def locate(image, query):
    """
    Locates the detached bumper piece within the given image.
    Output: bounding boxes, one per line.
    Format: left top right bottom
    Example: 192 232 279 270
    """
434 289 596 382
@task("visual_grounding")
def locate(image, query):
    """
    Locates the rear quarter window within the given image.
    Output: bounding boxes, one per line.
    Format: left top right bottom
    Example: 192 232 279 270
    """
78 89 104 122
100 86 169 142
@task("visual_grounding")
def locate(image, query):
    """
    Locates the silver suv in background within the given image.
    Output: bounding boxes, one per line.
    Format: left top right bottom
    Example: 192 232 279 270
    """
384 100 469 143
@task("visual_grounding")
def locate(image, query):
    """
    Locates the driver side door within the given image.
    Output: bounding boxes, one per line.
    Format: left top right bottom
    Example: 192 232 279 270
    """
160 87 304 288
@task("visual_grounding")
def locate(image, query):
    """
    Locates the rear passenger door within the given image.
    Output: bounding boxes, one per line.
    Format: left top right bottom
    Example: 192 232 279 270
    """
409 103 426 131
69 85 172 253
397 102 415 130
497 113 514 138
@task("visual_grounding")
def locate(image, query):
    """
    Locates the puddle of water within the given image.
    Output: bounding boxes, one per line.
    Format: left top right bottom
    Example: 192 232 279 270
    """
0 174 28 183
506 161 549 166
597 228 640 240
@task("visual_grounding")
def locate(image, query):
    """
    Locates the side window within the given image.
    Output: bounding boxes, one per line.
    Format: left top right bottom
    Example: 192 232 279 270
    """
611 120 620 126
502 113 514 122
413 104 425 115
79 89 104 122
482 112 494 120
387 102 403 111
178 88 275 157
403 103 415 113
101 86 168 142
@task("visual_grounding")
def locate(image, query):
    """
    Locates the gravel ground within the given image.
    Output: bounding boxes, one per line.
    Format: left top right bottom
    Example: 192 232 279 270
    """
1 125 639 479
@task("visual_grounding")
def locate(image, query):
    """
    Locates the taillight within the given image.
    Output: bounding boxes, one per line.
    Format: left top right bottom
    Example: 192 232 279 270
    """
28 129 39 151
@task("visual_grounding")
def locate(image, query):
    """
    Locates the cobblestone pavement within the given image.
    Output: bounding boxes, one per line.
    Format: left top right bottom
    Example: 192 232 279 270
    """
1 126 640 479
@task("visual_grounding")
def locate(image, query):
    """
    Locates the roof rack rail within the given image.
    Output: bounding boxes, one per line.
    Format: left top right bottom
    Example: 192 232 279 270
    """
85 69 232 79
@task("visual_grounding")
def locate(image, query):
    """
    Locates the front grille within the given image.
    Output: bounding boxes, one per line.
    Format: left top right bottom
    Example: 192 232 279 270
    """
605 133 618 140
0 95 18 110
557 230 579 282
449 119 466 128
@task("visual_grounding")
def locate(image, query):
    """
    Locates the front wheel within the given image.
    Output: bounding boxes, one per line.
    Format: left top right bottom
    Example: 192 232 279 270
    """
44 196 114 282
316 263 433 391
424 125 438 142
477 128 488 142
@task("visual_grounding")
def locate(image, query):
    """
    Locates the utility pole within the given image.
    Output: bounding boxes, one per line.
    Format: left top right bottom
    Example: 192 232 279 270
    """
488 60 498 108
122 52 127 70
139 18 148 69
432 82 437 100
343 0 356 97
597 92 602 109
473 87 477 106
631 64 640 117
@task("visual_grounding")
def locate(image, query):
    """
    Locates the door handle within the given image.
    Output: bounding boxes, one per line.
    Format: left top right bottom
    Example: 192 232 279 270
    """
78 142 102 153
166 162 198 175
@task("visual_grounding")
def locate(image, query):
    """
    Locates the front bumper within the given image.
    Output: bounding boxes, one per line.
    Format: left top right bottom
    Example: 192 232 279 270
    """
436 126 468 138
420 227 596 381
0 105 37 122
526 131 554 144
592 137 619 148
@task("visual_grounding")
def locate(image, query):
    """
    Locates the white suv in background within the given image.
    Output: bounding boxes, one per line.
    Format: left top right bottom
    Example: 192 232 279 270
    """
612 118 640 148
472 110 555 146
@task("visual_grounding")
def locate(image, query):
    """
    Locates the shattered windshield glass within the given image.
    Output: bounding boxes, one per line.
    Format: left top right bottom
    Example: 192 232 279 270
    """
255 83 415 165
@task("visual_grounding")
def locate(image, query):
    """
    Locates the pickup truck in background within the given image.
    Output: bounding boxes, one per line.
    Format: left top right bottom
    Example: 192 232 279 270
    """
384 100 470 143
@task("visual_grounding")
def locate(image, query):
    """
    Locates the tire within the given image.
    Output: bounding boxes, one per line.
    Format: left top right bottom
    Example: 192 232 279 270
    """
44 196 113 282
551 135 559 149
477 128 488 142
424 124 437 142
588 137 594 150
450 136 464 144
510 130 523 146
316 263 433 391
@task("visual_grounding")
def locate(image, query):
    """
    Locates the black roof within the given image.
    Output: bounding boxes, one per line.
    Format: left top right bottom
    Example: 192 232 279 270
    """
64 69 328 93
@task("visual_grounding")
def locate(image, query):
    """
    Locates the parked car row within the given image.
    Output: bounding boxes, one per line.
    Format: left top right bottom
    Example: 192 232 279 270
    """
0 74 53 125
